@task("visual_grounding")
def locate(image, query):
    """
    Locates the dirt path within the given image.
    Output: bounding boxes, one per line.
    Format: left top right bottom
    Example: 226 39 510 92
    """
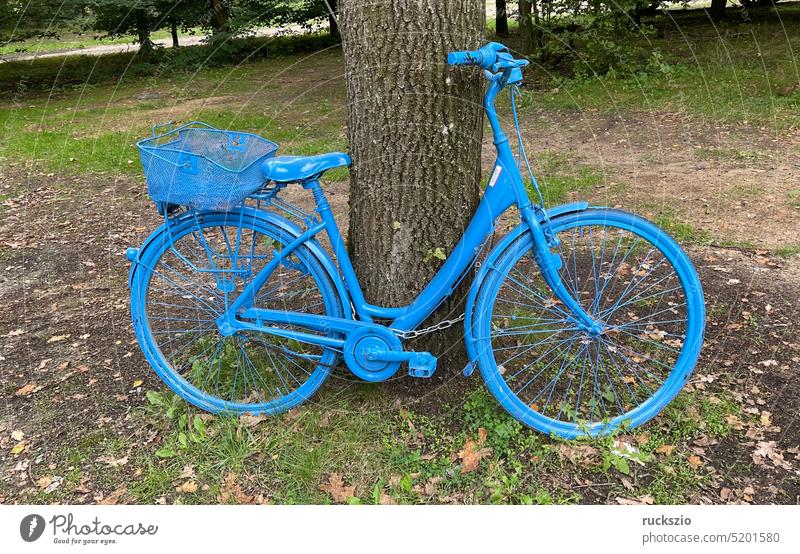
0 26 307 64
513 110 800 250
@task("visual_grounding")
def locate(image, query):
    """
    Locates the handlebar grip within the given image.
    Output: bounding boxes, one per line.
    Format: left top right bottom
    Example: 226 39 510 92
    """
447 50 477 66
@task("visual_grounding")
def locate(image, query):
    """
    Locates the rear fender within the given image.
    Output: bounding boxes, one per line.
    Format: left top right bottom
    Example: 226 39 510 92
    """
462 202 589 373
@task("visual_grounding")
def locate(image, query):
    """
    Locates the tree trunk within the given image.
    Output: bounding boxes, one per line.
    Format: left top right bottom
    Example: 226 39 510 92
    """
519 0 533 54
171 21 179 48
339 0 484 374
327 0 340 40
209 0 229 34
709 0 727 19
135 10 153 54
495 0 509 35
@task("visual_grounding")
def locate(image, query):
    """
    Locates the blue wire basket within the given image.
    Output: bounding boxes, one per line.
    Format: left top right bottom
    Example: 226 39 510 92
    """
136 121 278 211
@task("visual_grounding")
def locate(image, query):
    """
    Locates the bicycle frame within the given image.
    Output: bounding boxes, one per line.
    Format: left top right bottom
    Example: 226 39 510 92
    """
217 70 600 349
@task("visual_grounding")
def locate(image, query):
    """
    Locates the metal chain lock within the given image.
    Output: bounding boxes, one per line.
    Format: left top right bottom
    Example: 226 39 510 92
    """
392 313 465 340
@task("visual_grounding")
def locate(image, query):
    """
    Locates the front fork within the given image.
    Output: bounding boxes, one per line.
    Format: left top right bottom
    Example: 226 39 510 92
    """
521 206 604 336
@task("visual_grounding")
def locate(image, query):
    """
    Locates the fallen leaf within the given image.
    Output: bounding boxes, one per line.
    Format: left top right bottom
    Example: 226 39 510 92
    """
319 473 356 503
458 429 493 474
10 430 24 442
178 465 196 479
132 379 143 388
47 334 70 343
180 481 198 494
36 475 53 489
725 414 745 430
218 472 254 504
693 435 718 447
656 444 674 456
760 411 772 427
97 455 128 467
558 444 600 466
98 486 127 505
687 455 703 469
379 492 396 505
240 413 267 427
44 476 63 493
10 442 26 455
15 383 40 397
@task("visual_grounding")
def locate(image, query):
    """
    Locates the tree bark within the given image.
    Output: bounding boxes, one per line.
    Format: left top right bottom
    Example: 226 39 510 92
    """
135 10 153 54
339 0 484 373
209 0 229 34
709 0 727 19
171 21 179 48
327 0 340 40
495 0 509 35
519 0 533 54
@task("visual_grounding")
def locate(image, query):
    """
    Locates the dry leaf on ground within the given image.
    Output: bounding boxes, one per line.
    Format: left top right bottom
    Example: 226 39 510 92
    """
15 383 40 397
179 481 198 494
319 473 356 503
98 486 127 505
218 472 254 504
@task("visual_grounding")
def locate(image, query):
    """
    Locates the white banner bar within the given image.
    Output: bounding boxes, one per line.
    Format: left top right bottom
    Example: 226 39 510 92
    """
2 505 798 553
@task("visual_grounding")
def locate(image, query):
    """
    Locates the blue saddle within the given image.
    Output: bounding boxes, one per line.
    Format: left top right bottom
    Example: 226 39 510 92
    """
261 152 351 183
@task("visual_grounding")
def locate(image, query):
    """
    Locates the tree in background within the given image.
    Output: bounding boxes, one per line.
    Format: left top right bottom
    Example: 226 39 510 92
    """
517 0 533 54
0 0 88 42
495 0 509 35
339 0 485 370
514 0 655 76
709 0 727 19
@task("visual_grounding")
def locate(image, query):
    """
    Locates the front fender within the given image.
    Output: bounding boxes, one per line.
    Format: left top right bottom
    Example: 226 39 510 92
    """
462 202 589 372
125 207 353 319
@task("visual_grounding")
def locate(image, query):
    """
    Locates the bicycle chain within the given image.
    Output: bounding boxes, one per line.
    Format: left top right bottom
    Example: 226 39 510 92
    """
391 313 465 340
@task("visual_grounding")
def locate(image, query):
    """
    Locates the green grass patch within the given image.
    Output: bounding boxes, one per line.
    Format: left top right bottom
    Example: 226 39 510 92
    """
531 151 607 206
775 245 800 258
528 6 800 129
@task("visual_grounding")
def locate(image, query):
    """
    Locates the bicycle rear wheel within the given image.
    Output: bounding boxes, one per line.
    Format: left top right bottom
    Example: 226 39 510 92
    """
130 210 344 415
473 208 705 438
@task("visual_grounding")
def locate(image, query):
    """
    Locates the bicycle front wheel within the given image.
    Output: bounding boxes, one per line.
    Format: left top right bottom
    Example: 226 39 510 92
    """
473 208 705 438
130 210 344 415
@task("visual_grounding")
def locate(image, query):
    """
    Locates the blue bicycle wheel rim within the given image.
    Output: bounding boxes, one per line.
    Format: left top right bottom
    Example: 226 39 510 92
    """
474 208 705 438
130 211 343 415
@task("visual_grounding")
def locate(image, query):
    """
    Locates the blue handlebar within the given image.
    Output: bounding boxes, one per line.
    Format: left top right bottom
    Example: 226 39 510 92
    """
446 51 476 66
447 42 529 74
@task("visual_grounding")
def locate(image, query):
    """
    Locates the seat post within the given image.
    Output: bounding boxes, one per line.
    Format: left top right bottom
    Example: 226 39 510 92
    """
302 178 372 322
303 178 329 212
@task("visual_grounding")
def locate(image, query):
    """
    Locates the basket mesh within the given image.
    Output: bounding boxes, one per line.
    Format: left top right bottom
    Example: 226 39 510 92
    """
137 124 278 211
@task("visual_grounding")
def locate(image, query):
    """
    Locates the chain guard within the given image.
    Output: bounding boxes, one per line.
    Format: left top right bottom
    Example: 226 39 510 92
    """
343 326 402 382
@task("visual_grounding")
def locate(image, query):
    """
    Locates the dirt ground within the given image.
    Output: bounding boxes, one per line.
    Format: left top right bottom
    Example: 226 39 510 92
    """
1 109 799 504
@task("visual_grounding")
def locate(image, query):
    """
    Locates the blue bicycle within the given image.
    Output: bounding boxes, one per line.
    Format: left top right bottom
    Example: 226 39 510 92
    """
127 43 705 438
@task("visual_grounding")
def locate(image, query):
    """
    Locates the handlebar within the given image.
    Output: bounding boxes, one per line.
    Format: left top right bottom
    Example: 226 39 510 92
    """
447 42 528 74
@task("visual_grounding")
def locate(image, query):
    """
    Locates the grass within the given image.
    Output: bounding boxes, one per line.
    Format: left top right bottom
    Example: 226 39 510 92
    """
531 151 607 206
528 5 800 129
73 379 741 505
788 189 800 209
0 28 202 56
0 45 347 178
696 147 768 164
775 244 800 258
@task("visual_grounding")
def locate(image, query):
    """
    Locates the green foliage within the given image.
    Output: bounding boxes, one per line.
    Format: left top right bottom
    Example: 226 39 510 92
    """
520 0 653 76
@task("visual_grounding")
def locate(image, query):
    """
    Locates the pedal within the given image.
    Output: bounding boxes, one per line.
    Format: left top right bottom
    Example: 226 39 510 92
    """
407 352 437 378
